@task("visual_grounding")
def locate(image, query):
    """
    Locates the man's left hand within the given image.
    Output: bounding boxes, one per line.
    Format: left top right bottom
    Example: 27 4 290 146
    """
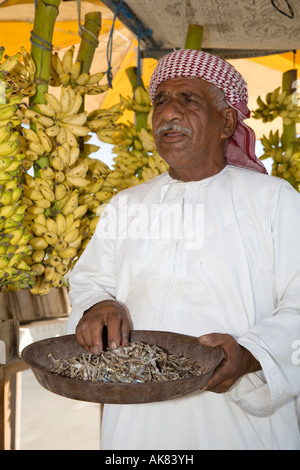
198 333 261 393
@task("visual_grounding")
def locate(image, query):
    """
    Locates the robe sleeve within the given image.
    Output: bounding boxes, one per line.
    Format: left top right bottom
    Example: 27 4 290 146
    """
66 196 118 334
229 182 300 417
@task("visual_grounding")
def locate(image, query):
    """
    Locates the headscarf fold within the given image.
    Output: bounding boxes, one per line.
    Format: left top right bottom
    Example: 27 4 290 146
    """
149 49 267 174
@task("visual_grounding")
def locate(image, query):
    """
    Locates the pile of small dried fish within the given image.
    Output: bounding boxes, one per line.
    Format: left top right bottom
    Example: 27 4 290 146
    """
48 341 202 384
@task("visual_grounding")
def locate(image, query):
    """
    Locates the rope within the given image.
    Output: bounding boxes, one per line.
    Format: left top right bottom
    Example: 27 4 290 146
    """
106 0 153 88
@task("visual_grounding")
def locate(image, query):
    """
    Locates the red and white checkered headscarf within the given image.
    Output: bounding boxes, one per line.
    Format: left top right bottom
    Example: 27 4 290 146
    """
149 49 267 174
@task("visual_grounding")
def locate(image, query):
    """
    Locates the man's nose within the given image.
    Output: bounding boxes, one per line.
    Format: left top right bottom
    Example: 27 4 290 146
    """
160 98 184 121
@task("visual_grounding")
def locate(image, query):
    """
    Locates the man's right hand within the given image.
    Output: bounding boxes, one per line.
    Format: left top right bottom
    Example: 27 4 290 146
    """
75 300 132 354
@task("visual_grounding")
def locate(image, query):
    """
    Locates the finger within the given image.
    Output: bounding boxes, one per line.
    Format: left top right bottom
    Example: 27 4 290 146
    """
120 319 132 346
75 317 105 353
198 332 228 348
106 311 124 348
89 319 105 353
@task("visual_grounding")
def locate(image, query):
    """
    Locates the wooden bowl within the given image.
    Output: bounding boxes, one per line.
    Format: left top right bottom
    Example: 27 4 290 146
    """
22 330 223 404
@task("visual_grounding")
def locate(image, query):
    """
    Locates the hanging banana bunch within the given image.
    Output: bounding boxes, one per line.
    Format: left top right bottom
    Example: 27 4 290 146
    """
252 86 300 126
19 85 120 295
97 85 168 191
50 46 110 95
253 85 300 192
259 129 300 190
0 48 36 291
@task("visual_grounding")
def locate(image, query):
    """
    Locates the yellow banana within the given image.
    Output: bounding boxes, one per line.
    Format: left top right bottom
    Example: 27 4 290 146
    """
70 60 81 80
58 246 77 259
54 182 68 200
56 213 66 235
39 184 55 202
0 156 14 169
0 123 13 144
57 144 70 167
44 93 62 115
30 222 46 237
65 161 88 178
65 92 83 116
36 125 52 153
29 141 45 156
43 231 58 246
35 198 51 209
76 72 90 85
22 127 40 143
0 52 21 72
87 72 105 85
73 204 88 219
69 146 80 166
51 52 64 76
64 127 78 147
30 236 48 250
50 153 65 171
35 103 55 117
61 227 79 243
56 125 67 144
20 47 36 81
36 115 55 128
31 263 45 276
0 139 20 157
55 262 68 275
48 253 62 267
43 266 56 282
61 113 87 126
60 86 72 114
45 124 60 137
46 217 57 234
62 122 90 137
62 46 75 74
59 72 71 86
31 249 45 263
61 190 79 216
66 176 90 187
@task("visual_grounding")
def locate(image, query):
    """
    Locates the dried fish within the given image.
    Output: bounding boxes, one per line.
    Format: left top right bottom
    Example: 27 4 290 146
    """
48 341 202 384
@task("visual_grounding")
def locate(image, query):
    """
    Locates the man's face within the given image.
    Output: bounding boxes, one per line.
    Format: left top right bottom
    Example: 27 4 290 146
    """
152 77 231 180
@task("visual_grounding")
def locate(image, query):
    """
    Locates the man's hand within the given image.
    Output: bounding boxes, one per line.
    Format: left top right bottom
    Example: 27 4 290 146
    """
75 300 132 354
198 333 261 393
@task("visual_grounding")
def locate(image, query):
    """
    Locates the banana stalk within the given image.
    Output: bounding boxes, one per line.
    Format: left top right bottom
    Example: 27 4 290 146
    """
30 0 61 106
184 24 203 50
76 12 102 115
30 0 61 171
126 66 148 132
76 12 102 74
282 69 297 146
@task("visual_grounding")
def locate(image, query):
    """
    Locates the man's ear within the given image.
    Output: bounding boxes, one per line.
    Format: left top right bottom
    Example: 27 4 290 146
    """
221 108 237 139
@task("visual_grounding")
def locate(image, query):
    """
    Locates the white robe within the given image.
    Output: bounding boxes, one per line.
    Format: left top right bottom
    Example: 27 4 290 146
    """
67 165 300 450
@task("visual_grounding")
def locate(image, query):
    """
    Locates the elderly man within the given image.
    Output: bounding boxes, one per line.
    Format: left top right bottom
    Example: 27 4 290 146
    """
67 49 300 450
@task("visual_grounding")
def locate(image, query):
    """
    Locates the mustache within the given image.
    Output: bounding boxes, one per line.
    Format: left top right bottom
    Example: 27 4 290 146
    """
155 123 192 136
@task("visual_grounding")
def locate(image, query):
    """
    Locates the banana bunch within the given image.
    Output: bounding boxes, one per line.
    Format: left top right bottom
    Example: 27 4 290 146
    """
252 86 300 126
260 129 300 191
19 85 119 293
96 89 168 191
120 85 152 114
20 86 92 177
0 48 36 290
4 47 37 97
86 102 123 144
50 46 110 95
